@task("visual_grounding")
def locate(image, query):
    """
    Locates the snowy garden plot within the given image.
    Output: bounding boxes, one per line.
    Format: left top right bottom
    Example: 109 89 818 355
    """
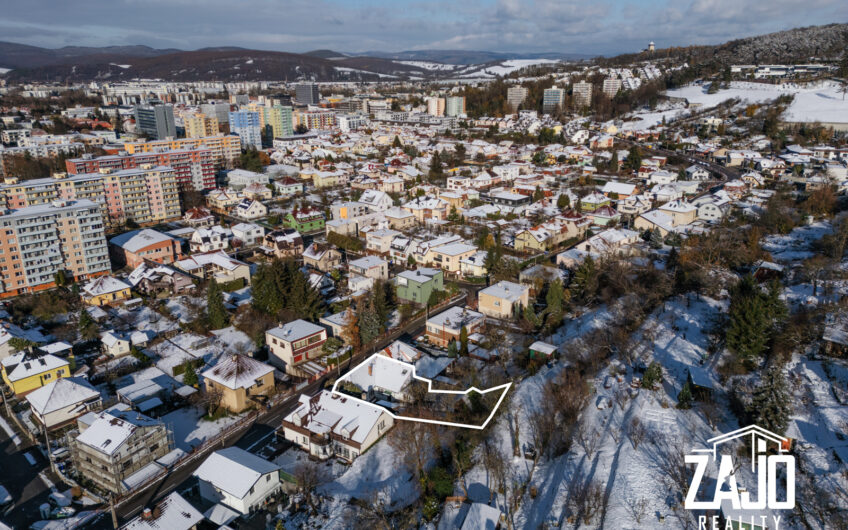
508 296 730 528
761 221 833 264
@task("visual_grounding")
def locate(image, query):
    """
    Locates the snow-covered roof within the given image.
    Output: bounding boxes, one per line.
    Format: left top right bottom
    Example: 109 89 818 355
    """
349 255 387 270
346 354 412 394
82 276 131 297
431 242 476 256
639 210 674 233
110 229 175 253
122 492 203 530
75 408 162 456
201 354 273 391
480 280 528 302
427 306 484 331
267 319 325 343
193 446 280 499
285 390 386 445
25 377 99 416
397 268 441 283
1 353 68 382
601 181 636 195
381 340 423 363
461 503 501 530
174 251 246 273
529 341 557 355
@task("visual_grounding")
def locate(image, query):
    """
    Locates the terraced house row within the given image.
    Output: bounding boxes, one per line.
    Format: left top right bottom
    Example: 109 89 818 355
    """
0 164 181 228
0 199 110 298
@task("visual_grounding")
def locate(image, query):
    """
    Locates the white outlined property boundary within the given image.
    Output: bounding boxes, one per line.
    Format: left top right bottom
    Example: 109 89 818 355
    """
331 353 512 430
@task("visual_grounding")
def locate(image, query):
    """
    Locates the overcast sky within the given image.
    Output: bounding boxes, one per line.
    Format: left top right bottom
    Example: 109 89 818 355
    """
1 0 845 56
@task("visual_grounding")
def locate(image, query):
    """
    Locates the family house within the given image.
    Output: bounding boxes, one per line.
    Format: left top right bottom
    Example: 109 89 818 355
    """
202 355 275 413
194 447 282 515
281 391 393 462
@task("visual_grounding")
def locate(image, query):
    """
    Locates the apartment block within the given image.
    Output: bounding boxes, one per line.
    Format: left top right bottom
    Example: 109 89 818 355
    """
297 110 336 130
184 113 219 138
507 86 529 110
542 86 565 114
0 199 110 298
573 81 593 108
426 97 445 117
2 166 181 228
66 149 216 191
134 104 176 140
445 96 466 117
602 77 622 98
228 110 262 149
122 135 241 169
295 83 319 105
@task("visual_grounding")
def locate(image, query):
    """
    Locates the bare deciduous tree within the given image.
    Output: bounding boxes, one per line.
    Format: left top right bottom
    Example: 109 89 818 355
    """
293 460 328 510
388 420 437 490
568 473 607 525
628 417 647 450
575 422 601 458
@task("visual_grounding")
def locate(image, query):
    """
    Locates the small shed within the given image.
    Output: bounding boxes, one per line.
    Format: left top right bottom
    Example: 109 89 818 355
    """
528 341 557 359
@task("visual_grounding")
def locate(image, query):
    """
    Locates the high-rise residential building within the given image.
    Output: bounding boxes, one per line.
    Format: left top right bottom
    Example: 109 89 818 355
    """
602 77 622 98
228 111 262 149
573 81 593 108
200 102 231 124
122 136 242 169
184 113 219 138
249 104 294 141
445 96 466 117
295 83 320 105
1 166 181 228
0 199 110 298
426 97 446 117
65 148 216 191
134 104 176 140
542 86 566 114
507 86 529 110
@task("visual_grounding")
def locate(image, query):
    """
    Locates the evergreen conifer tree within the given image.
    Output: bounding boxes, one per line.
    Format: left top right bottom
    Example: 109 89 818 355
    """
207 279 228 329
749 366 791 435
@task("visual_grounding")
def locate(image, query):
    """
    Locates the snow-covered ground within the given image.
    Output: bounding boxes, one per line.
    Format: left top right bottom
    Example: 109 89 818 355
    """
666 81 848 125
395 61 457 71
162 406 241 451
459 59 561 78
761 221 832 263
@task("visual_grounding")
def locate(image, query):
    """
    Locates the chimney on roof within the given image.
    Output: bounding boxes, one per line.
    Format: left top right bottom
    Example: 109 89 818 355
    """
142 508 152 520
368 363 373 376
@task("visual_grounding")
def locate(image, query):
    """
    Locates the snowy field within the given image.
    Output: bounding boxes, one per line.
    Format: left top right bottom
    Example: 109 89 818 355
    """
666 81 848 124
395 61 457 71
459 59 561 78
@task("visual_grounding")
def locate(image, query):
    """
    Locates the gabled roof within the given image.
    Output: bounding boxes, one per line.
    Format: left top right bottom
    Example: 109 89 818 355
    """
193 446 280 500
82 276 131 297
122 492 204 530
1 353 68 382
25 377 99 416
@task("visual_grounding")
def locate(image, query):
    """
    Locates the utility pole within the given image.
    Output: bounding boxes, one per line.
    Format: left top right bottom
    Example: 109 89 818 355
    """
42 424 56 474
110 494 118 529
